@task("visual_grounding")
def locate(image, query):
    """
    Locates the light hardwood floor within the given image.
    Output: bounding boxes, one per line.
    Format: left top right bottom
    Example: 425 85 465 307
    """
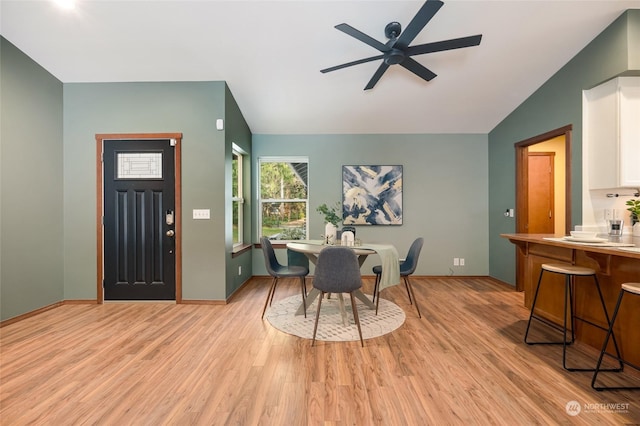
1 277 638 425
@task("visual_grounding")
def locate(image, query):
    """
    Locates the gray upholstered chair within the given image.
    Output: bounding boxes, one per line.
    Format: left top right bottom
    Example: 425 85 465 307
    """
372 237 423 318
311 246 364 347
260 237 309 318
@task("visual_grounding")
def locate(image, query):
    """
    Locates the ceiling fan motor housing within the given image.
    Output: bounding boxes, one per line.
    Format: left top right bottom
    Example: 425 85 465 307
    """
384 49 406 65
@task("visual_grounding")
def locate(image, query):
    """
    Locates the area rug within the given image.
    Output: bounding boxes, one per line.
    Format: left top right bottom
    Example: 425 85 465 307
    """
265 294 405 342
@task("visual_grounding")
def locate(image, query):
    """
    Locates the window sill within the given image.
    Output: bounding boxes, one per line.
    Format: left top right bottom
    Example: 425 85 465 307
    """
231 244 252 258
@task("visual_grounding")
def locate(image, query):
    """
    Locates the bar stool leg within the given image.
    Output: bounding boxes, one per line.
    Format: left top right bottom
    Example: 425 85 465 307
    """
564 274 622 372
524 266 622 373
562 275 572 370
524 269 546 343
525 269 572 345
591 275 623 370
592 288 640 391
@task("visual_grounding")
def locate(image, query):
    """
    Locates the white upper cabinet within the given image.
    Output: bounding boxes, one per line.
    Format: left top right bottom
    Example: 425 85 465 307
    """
584 77 640 189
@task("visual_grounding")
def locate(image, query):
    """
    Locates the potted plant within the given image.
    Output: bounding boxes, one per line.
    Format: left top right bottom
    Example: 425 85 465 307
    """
316 202 342 226
625 199 640 225
316 202 342 244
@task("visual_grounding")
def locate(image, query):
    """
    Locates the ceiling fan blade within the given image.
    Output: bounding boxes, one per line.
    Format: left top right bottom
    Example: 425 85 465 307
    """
400 57 437 82
321 55 384 73
406 34 482 56
334 23 390 52
364 62 390 90
394 0 444 50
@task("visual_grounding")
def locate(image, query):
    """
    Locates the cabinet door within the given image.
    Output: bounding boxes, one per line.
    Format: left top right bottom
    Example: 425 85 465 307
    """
585 76 640 190
619 78 640 187
585 78 618 190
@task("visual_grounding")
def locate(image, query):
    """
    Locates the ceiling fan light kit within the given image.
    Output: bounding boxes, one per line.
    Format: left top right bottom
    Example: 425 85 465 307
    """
321 0 482 90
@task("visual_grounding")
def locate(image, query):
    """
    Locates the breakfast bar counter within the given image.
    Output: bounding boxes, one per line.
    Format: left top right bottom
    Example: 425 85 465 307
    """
502 233 640 365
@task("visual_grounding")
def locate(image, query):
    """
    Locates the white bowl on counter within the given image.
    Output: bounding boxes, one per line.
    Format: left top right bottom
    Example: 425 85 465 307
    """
570 231 599 239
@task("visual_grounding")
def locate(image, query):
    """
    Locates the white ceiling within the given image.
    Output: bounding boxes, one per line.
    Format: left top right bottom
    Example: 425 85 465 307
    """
1 0 639 134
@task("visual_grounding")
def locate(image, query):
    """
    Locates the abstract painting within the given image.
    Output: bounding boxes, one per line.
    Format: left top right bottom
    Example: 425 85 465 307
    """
342 165 403 225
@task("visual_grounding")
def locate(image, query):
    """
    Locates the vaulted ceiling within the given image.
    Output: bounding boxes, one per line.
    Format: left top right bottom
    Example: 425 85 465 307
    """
2 0 639 134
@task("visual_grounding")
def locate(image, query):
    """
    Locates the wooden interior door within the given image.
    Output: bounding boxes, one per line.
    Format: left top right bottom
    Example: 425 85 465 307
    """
527 152 555 234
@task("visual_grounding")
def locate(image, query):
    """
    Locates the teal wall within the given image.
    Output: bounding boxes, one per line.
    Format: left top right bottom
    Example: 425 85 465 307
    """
488 10 640 284
63 81 250 301
0 37 64 320
224 84 253 296
252 134 489 277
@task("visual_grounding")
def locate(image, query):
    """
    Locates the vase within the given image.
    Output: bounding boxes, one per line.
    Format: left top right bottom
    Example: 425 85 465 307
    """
633 222 640 237
324 223 337 245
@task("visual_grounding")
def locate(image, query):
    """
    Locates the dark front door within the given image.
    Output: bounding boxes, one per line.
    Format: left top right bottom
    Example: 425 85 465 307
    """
103 139 176 300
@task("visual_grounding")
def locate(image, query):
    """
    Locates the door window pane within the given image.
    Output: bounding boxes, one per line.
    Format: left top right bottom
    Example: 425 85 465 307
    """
117 152 162 179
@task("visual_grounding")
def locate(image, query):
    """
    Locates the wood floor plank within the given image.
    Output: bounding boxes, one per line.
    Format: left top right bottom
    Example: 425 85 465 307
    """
1 276 639 425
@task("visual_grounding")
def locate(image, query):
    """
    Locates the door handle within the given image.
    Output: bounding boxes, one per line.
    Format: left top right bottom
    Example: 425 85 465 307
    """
166 230 175 237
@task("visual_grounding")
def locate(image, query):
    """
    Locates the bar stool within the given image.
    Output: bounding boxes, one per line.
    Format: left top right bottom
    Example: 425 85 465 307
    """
524 263 622 372
592 283 640 391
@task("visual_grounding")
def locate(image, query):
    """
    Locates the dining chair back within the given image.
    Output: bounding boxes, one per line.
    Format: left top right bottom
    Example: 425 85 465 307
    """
373 237 424 318
260 237 309 318
311 246 364 346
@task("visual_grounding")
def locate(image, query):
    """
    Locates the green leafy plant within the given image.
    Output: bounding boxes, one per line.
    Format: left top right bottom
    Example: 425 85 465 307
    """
626 199 640 223
316 202 342 226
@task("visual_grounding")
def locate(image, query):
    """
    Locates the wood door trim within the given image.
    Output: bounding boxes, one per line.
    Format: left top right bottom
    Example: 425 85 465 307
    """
96 133 183 304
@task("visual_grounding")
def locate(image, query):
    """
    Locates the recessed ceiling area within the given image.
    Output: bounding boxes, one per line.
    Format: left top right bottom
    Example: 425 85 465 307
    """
1 0 639 134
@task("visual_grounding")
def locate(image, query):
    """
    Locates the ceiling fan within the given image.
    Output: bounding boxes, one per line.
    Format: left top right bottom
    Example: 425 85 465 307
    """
320 0 482 90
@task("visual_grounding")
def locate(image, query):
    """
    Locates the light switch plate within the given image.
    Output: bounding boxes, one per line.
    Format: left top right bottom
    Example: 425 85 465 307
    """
193 209 210 220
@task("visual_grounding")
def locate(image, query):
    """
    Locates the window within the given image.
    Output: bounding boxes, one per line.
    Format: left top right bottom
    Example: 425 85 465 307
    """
232 147 245 247
258 157 308 241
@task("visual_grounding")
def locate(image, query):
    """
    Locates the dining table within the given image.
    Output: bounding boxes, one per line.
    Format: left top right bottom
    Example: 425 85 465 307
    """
286 240 400 322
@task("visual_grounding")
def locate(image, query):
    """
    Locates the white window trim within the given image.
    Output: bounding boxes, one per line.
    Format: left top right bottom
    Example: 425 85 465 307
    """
257 156 309 241
232 145 246 248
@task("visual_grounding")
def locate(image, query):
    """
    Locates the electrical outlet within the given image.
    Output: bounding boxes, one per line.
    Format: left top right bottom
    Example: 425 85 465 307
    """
238 266 242 275
453 258 460 266
460 258 465 266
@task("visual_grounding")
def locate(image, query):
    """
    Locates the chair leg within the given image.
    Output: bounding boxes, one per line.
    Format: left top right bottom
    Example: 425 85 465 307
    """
261 277 279 319
312 292 325 346
350 292 364 347
300 276 307 318
375 289 381 315
404 276 421 318
404 277 413 305
372 273 380 303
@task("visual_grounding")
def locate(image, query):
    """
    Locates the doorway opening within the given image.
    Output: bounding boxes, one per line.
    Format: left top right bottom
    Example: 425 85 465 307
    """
514 125 572 290
96 133 182 303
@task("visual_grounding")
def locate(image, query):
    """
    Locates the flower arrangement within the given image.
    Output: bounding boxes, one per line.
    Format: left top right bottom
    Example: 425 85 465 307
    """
316 202 342 226
626 199 640 224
